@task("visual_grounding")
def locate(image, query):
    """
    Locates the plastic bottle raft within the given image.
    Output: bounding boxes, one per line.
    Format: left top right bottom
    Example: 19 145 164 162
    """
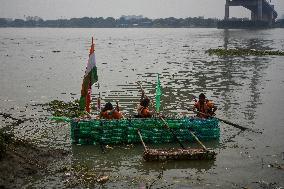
71 117 220 145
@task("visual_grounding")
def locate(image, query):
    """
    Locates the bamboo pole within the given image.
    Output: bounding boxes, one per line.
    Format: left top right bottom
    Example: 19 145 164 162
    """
188 129 208 151
189 109 249 131
137 129 148 152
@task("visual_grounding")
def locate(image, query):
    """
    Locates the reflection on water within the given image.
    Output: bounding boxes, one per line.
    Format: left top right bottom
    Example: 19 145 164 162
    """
223 29 229 50
71 141 219 174
1 28 284 188
71 142 218 188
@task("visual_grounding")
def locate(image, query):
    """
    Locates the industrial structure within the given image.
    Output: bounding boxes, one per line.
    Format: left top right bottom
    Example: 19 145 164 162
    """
218 0 278 28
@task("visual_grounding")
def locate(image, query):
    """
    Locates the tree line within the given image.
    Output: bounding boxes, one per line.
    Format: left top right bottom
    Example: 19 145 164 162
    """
0 16 283 28
0 16 219 28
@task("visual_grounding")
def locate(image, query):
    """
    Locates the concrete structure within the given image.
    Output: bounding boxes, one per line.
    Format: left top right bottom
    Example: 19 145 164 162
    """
224 0 277 24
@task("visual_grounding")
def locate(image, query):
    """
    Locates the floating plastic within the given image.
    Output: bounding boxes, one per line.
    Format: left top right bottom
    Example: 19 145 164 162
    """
70 117 220 145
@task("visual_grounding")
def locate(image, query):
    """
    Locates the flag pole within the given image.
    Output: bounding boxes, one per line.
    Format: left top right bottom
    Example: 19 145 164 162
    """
155 73 161 114
86 37 95 113
97 83 101 113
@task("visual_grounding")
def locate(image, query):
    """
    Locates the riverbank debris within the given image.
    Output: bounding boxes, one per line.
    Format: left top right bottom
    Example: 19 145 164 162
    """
97 175 109 184
206 48 284 56
254 180 279 189
268 163 284 170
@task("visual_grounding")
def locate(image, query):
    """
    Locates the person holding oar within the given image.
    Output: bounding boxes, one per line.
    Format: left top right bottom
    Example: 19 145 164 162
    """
99 102 123 119
136 89 155 118
193 93 217 119
190 94 254 132
136 81 187 149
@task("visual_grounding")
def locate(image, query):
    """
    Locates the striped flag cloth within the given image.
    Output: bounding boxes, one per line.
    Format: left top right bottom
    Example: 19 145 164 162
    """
79 37 98 112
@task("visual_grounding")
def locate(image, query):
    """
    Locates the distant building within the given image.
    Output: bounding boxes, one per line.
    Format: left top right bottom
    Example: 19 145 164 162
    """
25 16 43 21
120 15 143 20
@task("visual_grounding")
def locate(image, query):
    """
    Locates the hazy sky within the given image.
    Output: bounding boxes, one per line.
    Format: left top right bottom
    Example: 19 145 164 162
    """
1 0 283 20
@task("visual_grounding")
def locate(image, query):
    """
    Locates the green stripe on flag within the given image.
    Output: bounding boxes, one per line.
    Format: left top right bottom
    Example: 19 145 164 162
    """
80 65 98 111
90 66 98 85
79 96 86 110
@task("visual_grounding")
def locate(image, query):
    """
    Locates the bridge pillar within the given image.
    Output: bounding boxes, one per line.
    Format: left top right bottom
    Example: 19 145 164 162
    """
220 0 277 28
262 9 274 25
257 0 263 20
225 0 230 20
270 5 275 23
251 10 257 21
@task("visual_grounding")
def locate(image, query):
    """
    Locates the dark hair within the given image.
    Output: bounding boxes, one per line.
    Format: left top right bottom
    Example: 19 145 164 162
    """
102 102 113 112
199 93 206 99
140 98 150 107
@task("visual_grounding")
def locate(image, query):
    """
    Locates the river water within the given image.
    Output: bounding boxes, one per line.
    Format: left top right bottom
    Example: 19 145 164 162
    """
0 28 284 188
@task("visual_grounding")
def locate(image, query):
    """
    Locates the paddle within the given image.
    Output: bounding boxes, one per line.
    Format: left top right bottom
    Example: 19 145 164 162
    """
188 109 249 131
159 116 186 149
115 101 125 119
188 129 208 151
137 129 148 152
137 81 185 149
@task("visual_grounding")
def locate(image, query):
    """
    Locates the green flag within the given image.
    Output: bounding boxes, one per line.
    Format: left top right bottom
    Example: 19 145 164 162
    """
155 74 162 112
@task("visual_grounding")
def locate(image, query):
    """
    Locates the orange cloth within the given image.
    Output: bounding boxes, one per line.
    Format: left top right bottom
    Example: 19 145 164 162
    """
194 100 215 118
100 110 123 119
137 106 152 118
100 110 112 119
112 110 123 119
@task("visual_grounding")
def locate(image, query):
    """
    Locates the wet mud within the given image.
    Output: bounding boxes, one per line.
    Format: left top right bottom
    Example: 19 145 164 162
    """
0 129 68 188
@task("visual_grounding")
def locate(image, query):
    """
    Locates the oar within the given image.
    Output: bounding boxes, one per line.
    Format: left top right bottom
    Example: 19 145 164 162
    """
137 81 185 149
136 82 149 101
115 101 125 119
159 116 186 149
136 81 159 117
188 129 208 151
188 109 249 131
137 129 148 152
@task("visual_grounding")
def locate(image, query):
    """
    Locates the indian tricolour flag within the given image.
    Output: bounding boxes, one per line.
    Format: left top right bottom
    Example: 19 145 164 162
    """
79 37 98 112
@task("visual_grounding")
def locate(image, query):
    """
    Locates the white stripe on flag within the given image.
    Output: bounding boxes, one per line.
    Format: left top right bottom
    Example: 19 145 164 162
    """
84 52 96 77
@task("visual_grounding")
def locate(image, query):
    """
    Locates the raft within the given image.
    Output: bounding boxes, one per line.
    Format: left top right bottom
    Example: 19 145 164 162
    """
71 117 220 145
143 148 216 161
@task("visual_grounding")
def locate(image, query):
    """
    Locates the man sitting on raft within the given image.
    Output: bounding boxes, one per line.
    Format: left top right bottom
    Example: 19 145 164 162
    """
193 93 217 119
99 102 123 119
136 90 154 118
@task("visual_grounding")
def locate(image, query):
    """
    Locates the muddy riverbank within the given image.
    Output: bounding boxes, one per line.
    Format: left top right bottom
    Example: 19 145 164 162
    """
0 129 68 188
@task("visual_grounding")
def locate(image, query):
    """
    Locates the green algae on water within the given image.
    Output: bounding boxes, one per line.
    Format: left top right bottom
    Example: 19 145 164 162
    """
45 100 88 118
206 48 284 56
